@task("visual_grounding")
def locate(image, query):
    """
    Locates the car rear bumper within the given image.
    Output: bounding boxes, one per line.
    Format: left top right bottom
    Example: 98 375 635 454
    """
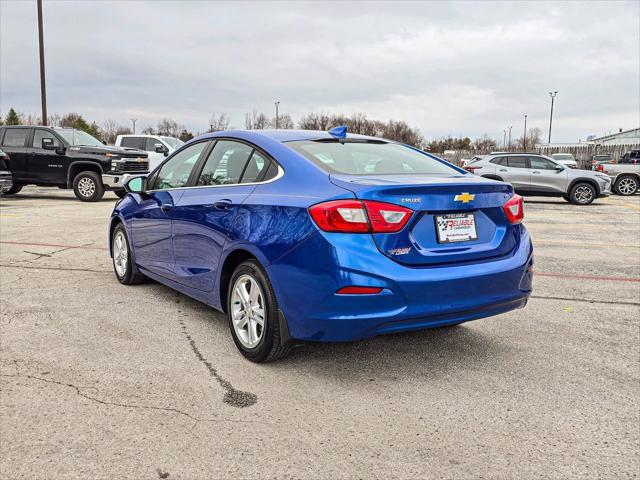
268 226 533 342
102 173 138 190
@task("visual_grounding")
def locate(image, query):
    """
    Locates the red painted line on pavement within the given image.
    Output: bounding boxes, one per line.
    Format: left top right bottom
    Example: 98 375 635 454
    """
535 271 640 283
0 241 107 251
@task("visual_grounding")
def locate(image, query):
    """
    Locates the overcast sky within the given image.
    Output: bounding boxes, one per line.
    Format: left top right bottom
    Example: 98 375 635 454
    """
1 1 638 143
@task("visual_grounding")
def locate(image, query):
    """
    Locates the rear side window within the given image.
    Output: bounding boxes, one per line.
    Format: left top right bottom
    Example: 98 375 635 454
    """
2 128 28 147
121 137 143 149
240 151 269 183
289 140 459 175
507 156 528 169
197 140 253 186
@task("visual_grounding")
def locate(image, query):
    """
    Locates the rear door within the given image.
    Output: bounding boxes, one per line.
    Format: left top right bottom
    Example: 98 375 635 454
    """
171 139 268 291
494 156 530 190
0 128 30 181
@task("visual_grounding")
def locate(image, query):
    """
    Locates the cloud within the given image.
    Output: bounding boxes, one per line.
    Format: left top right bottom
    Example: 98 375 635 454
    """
1 0 638 142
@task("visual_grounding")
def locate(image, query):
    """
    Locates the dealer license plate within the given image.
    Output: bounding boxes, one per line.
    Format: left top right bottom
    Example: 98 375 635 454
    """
435 213 478 243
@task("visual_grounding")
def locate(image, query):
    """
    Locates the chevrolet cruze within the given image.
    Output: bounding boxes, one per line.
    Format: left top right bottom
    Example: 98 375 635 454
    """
109 128 533 362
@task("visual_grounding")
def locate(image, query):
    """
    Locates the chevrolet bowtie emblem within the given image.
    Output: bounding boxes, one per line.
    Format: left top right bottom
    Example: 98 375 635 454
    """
454 192 475 203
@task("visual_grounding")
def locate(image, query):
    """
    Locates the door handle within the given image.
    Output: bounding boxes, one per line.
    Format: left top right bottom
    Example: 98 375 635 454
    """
499 168 507 172
212 199 233 210
532 171 540 174
160 203 173 212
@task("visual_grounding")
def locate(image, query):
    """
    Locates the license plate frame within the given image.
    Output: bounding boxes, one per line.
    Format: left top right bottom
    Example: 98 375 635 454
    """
435 212 478 244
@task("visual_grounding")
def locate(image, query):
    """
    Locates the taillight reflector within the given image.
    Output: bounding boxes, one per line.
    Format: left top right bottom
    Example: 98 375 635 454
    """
502 194 524 224
336 286 383 295
309 200 412 233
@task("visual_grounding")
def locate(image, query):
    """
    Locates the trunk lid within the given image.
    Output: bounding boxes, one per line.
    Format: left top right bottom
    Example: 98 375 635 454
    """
330 173 517 265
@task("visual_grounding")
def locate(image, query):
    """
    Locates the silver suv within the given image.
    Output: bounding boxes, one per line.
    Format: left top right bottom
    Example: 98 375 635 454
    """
465 153 611 205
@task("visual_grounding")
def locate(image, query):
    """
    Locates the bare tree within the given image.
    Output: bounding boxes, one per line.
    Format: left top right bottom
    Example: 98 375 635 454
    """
471 135 498 152
156 118 183 137
252 112 270 130
102 119 121 144
275 113 294 129
141 126 155 135
209 113 230 132
298 112 333 131
515 128 543 150
47 113 61 127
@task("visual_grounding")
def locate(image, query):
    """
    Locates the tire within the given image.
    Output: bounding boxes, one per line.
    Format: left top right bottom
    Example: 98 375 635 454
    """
4 184 23 195
569 182 596 205
562 194 571 203
111 223 146 285
73 171 105 202
114 190 127 199
227 260 291 363
614 175 639 196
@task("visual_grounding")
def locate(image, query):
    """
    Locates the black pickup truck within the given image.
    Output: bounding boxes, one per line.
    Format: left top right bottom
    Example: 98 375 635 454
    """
0 125 149 201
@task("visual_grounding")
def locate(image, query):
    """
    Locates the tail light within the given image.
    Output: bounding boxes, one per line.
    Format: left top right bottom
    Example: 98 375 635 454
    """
596 164 604 172
502 194 524 224
464 166 480 173
309 200 413 233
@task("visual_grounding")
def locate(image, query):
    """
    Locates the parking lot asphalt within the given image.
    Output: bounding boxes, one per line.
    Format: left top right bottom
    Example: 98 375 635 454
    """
1 187 639 479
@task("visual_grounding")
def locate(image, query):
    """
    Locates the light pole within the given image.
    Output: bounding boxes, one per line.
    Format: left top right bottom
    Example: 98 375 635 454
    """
37 0 47 125
503 129 507 149
508 126 513 150
523 115 528 151
548 91 558 144
274 101 280 129
130 119 137 134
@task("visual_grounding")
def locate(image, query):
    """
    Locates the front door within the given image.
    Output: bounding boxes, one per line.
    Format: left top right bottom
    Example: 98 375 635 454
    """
29 129 67 184
130 140 209 279
528 156 568 194
171 140 269 292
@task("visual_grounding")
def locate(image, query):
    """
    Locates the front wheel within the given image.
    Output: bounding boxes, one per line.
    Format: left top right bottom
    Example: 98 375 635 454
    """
227 260 291 363
614 175 639 196
111 224 146 285
73 171 105 202
4 184 23 195
569 182 596 205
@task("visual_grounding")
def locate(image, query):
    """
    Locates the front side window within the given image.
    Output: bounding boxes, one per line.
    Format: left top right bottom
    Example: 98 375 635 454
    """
2 128 29 147
33 129 61 149
289 140 459 175
56 129 103 146
506 156 528 169
197 140 253 186
151 141 207 190
145 137 162 151
529 157 557 170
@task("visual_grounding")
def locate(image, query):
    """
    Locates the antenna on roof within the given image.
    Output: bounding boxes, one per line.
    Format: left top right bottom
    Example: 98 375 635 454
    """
328 125 348 139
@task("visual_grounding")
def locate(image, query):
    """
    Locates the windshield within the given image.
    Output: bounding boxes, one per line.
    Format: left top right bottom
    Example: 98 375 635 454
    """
56 129 103 147
289 140 460 175
161 137 184 149
552 154 574 160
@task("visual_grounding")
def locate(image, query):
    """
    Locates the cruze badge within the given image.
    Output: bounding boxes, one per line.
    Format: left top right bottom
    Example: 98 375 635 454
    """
454 192 475 203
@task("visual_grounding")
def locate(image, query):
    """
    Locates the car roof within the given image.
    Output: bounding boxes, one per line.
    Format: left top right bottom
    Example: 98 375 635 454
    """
197 129 386 143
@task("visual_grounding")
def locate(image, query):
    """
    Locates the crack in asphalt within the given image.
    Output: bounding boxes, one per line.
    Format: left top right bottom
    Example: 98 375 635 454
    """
177 317 257 408
532 295 640 306
0 263 110 274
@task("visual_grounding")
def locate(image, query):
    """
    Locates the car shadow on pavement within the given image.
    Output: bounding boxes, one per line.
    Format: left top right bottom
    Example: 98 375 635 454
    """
0 194 117 202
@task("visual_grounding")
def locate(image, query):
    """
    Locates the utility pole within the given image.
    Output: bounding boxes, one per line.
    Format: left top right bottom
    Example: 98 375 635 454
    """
130 119 137 134
548 91 558 144
37 0 47 125
503 129 507 149
523 115 528 150
274 101 280 129
508 126 513 150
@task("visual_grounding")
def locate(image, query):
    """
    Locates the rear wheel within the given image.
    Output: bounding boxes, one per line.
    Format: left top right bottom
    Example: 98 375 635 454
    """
73 171 104 202
614 175 639 196
227 260 291 363
569 182 596 205
111 224 146 285
4 184 23 195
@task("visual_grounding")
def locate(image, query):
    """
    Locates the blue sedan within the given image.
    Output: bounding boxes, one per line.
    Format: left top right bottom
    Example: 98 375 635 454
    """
109 127 533 362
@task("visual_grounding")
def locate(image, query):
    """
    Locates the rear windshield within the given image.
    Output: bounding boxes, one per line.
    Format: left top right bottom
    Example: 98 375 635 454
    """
288 140 460 175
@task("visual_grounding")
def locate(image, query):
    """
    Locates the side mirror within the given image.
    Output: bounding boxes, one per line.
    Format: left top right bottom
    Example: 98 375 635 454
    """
555 165 564 171
124 175 146 194
42 138 56 150
154 143 168 154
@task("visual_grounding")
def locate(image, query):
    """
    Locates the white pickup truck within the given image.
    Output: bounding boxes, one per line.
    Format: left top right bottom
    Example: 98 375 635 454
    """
601 149 640 196
114 134 183 171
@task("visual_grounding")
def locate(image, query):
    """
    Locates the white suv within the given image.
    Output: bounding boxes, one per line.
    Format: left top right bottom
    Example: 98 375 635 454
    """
115 135 183 171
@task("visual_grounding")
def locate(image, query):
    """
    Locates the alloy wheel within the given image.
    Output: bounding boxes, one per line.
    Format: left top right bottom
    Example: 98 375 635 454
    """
574 185 593 204
78 177 96 198
617 177 638 195
112 230 128 277
231 274 265 349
